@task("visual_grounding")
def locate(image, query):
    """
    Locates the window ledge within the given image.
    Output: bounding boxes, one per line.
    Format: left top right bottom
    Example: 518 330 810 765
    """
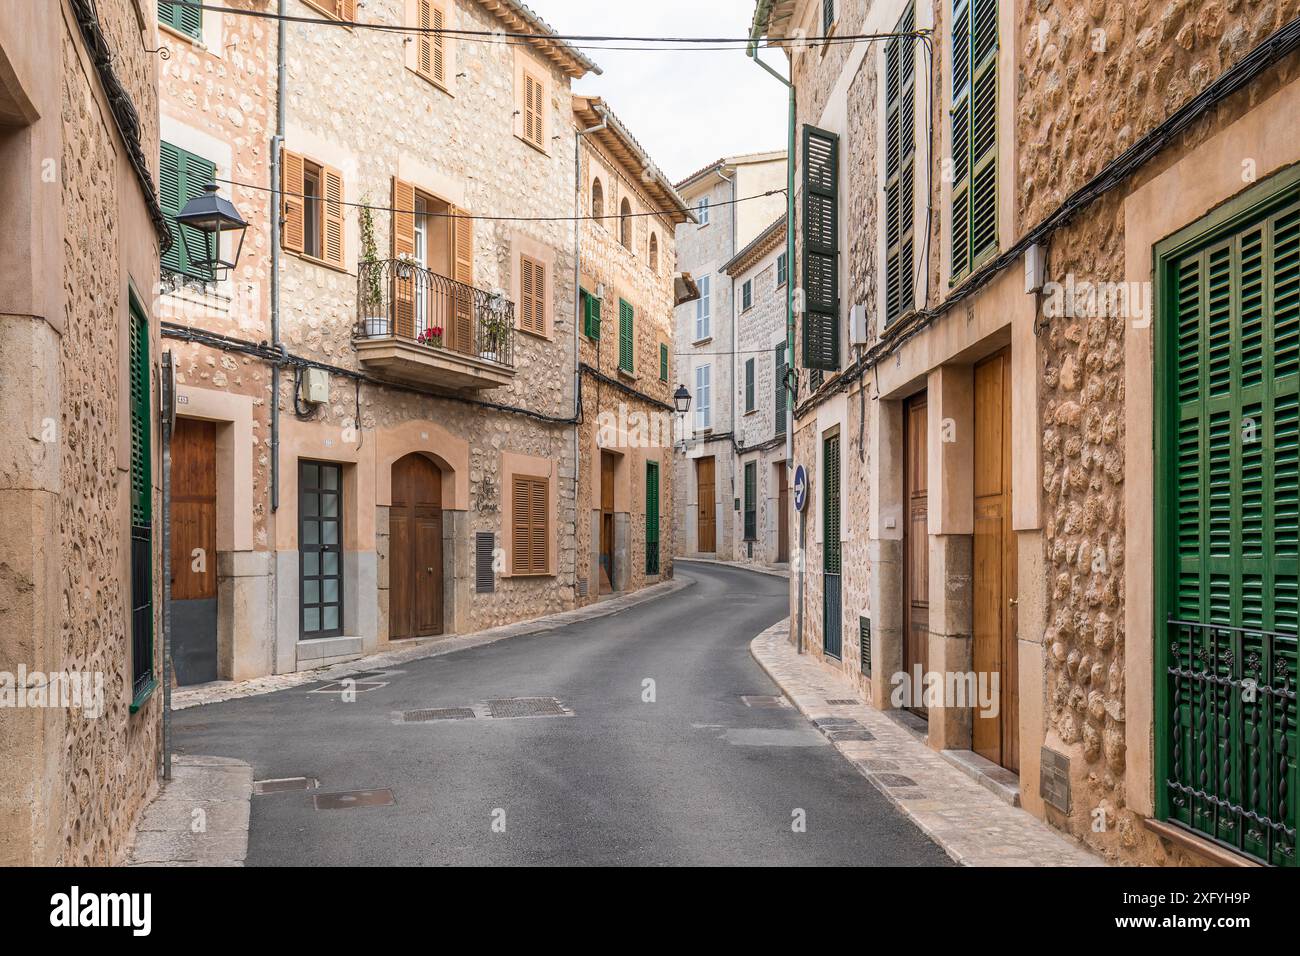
515 133 550 157
289 250 352 276
158 22 205 51
408 66 454 97
617 367 636 382
129 676 158 714
692 336 713 348
518 326 551 342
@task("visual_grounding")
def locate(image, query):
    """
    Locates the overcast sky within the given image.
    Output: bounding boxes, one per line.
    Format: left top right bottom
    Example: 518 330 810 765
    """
529 0 789 184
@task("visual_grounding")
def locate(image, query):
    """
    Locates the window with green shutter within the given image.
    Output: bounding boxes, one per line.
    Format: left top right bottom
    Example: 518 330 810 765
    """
160 141 217 281
618 299 634 374
950 0 998 283
884 4 916 323
128 298 155 704
822 432 843 658
742 279 753 312
159 0 202 40
775 343 788 434
802 125 840 371
645 461 660 575
1155 170 1299 866
659 343 669 382
743 461 757 541
745 357 755 413
581 288 601 340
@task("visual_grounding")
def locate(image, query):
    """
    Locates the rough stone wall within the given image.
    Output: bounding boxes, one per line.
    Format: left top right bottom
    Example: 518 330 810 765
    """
59 0 162 865
159 0 276 549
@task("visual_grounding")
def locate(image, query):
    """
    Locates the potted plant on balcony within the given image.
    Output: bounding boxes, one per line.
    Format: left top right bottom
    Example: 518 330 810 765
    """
417 326 444 348
480 293 510 363
394 251 418 281
358 201 388 337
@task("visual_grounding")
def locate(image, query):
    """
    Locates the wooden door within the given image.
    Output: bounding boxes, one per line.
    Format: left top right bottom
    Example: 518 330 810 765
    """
973 351 1019 771
903 394 930 716
696 456 716 552
171 418 218 685
600 451 615 593
390 453 443 639
777 462 790 563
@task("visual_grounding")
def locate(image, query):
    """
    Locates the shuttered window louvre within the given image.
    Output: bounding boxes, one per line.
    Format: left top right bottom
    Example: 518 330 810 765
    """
745 357 755 412
618 299 634 374
511 475 549 575
159 1 202 39
520 254 545 334
281 150 306 254
582 289 601 340
743 462 757 541
452 209 473 349
522 71 545 150
322 165 346 269
414 0 447 87
645 462 660 575
160 142 217 281
775 343 788 434
660 343 669 382
884 4 916 323
128 299 154 698
802 125 840 370
951 0 998 282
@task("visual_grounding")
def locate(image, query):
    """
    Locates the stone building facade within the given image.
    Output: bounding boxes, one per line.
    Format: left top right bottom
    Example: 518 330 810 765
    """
573 97 690 600
753 0 1300 866
672 152 787 560
0 0 169 865
723 216 792 569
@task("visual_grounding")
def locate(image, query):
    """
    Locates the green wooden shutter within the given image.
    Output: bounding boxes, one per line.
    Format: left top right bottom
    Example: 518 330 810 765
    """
160 141 216 280
659 343 668 382
1159 191 1299 866
583 290 601 340
128 299 154 700
744 461 757 541
130 308 151 526
885 4 916 323
823 434 840 574
803 125 839 370
160 1 203 40
775 343 788 434
745 357 755 412
618 299 633 373
645 462 660 575
951 0 998 283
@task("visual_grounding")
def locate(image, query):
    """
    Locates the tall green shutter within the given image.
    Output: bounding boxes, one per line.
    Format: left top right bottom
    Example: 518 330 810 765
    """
775 343 788 434
129 300 154 700
745 357 755 412
951 0 998 283
823 435 841 575
885 4 916 323
582 290 601 340
1158 185 1299 866
743 462 757 541
159 1 202 40
130 308 152 526
660 343 669 382
645 462 660 575
160 141 217 280
802 125 840 371
618 299 634 373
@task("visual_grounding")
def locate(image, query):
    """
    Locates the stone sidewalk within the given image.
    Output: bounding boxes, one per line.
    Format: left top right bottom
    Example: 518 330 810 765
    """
174 576 692 710
126 755 252 866
751 619 1103 867
676 556 790 579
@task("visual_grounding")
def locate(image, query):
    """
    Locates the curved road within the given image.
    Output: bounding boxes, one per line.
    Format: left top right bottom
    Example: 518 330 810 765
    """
173 561 950 866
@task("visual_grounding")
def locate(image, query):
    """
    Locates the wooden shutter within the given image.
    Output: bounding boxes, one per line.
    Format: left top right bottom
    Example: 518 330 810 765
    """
161 143 217 280
823 434 841 574
744 462 757 540
803 125 840 370
885 4 916 323
451 209 473 349
322 165 345 268
745 357 755 411
129 306 151 527
583 291 601 340
520 255 545 334
645 462 660 575
511 475 549 575
281 149 305 254
660 343 669 382
775 343 788 434
417 0 433 78
951 0 998 281
523 72 544 149
339 0 356 20
161 1 202 39
431 3 446 85
618 299 634 373
392 178 416 337
159 143 184 275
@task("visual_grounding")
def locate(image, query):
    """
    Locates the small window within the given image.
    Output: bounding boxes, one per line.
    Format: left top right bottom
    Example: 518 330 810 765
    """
299 461 345 639
697 198 710 226
742 279 753 312
649 232 659 273
659 343 669 382
620 198 633 250
581 288 601 340
695 275 711 340
511 475 550 575
521 68 546 152
592 178 604 220
282 151 345 269
159 1 202 40
519 254 546 335
777 251 788 287
413 0 449 89
745 357 755 412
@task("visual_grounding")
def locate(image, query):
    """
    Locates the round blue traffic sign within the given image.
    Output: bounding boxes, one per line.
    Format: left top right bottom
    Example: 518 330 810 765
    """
793 464 808 512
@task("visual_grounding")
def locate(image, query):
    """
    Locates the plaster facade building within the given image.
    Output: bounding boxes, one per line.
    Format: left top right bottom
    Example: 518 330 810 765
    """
573 96 691 601
672 152 787 560
0 0 169 865
753 0 1300 866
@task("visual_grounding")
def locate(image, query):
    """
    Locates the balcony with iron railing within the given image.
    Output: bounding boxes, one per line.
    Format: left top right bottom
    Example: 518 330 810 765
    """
354 258 516 391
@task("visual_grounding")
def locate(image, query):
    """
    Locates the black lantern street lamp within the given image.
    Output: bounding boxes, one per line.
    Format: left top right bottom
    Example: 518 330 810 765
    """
174 183 249 280
673 384 692 416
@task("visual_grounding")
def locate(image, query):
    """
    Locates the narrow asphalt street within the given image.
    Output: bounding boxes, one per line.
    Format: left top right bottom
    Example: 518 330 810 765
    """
172 562 952 866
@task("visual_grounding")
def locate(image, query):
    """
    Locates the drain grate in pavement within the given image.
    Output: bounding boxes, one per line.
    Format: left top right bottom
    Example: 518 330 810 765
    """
314 789 395 810
402 707 477 723
254 777 318 794
825 729 876 742
740 695 789 708
825 699 858 705
485 696 569 719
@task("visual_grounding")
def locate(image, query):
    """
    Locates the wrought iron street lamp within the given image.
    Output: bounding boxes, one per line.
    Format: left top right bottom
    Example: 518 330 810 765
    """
174 183 248 280
673 384 692 416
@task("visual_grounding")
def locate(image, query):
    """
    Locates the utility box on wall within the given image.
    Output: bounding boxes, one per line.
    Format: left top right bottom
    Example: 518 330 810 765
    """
303 368 330 404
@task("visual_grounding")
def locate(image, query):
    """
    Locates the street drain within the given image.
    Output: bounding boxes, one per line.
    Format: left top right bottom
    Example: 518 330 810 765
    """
402 707 477 723
314 789 395 810
254 776 318 794
485 697 569 719
826 699 858 705
740 695 789 708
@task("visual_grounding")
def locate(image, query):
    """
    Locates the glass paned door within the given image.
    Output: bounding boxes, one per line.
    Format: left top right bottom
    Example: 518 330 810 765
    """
300 461 344 639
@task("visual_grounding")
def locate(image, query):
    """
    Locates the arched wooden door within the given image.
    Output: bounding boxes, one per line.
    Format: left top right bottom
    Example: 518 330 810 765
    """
390 453 443 639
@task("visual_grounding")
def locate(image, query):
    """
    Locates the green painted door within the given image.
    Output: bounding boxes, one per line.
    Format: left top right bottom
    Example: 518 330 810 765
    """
1157 179 1299 866
645 461 660 576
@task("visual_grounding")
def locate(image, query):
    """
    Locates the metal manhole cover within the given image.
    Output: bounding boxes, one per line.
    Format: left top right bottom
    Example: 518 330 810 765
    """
254 777 318 794
826 699 858 705
825 729 876 742
740 695 789 708
314 789 395 810
485 697 569 719
875 774 918 788
402 708 478 723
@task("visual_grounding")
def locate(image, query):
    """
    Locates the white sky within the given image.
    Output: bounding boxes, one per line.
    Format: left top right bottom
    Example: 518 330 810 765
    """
528 0 789 184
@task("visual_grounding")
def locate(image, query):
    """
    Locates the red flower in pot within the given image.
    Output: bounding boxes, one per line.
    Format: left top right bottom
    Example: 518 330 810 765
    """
418 326 444 346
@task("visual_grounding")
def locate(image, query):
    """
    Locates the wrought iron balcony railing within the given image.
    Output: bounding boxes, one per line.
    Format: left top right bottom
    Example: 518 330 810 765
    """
356 258 515 369
1164 616 1297 866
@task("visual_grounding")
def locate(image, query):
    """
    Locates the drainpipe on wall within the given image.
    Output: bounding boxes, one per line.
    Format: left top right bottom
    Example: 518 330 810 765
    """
268 0 287 672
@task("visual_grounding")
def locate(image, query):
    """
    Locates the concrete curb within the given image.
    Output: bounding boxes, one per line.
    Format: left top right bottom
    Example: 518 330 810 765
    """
126 755 252 866
174 576 695 710
675 556 790 579
749 618 1103 868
